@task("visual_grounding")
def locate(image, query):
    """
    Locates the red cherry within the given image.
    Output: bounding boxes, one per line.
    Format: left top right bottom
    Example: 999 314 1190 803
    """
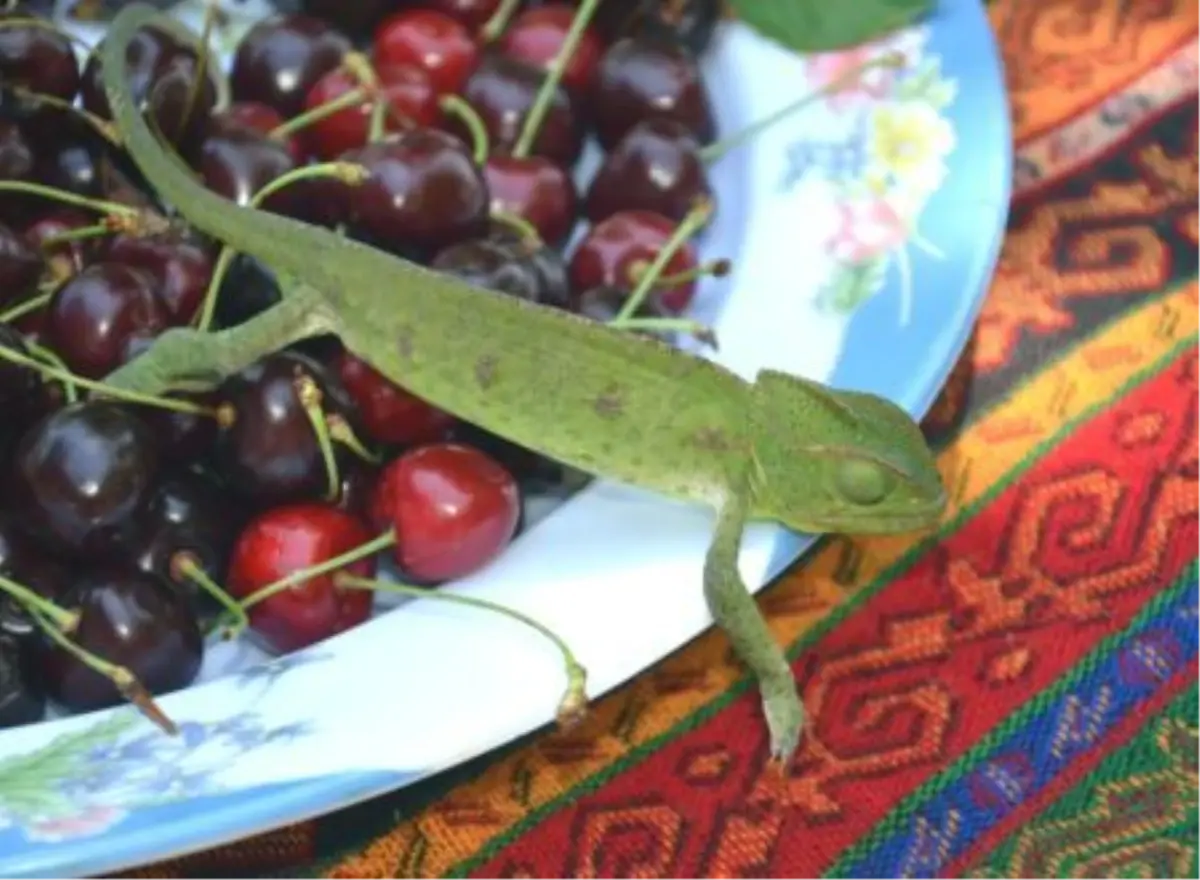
211 101 303 164
336 350 456 447
568 210 699 314
227 503 378 654
372 9 479 96
484 155 578 248
424 0 504 32
370 443 519 584
498 4 603 95
302 62 440 160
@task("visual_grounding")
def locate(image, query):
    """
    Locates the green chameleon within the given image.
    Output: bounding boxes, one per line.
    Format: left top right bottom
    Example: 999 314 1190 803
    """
100 3 947 770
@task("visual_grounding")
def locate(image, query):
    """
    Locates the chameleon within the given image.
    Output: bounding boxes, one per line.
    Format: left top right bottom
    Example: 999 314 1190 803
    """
99 3 948 769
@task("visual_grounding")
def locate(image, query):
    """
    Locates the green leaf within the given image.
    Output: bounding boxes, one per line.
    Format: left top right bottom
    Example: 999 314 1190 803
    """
0 714 135 800
727 0 936 54
895 58 956 108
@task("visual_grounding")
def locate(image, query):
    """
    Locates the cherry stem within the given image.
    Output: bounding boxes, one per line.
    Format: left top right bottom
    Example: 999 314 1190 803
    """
173 554 248 637
490 210 542 249
0 572 78 632
439 94 489 165
295 373 342 503
512 0 601 158
194 161 370 331
176 0 219 142
0 291 51 324
481 0 524 42
327 413 381 464
225 530 398 636
38 222 115 249
337 574 590 729
640 257 731 287
699 52 907 164
614 197 713 323
29 607 178 736
9 86 121 147
367 95 390 144
0 181 139 219
268 86 369 139
606 316 718 348
0 340 219 416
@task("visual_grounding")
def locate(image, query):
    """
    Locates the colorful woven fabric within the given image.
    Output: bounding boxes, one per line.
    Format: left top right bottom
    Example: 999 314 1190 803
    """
133 0 1199 876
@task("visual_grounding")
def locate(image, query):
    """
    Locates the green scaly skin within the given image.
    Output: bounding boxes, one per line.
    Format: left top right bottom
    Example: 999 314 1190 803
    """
99 3 947 769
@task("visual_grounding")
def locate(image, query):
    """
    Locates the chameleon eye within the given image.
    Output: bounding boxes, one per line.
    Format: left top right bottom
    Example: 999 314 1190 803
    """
833 459 895 506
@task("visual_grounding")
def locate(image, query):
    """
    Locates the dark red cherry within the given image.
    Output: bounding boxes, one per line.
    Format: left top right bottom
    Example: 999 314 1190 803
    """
298 0 391 36
209 101 304 164
133 390 219 466
581 0 721 55
125 471 243 615
45 261 169 379
336 350 456 448
424 0 504 32
591 36 715 150
484 155 578 248
22 210 93 286
226 503 377 653
370 443 520 584
431 236 542 302
106 232 215 325
373 9 478 96
569 209 699 314
0 325 42 414
210 253 282 331
39 566 203 712
585 117 711 224
499 4 604 95
484 225 573 309
456 52 584 168
10 401 160 556
23 110 109 201
230 13 351 119
0 512 67 646
302 62 439 161
214 351 358 506
0 119 36 225
445 421 570 492
0 634 43 728
0 12 80 101
344 129 489 260
196 124 300 213
332 456 380 521
0 220 43 308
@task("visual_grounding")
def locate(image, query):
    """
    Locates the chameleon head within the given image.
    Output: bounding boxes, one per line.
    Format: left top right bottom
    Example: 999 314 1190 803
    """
748 369 948 536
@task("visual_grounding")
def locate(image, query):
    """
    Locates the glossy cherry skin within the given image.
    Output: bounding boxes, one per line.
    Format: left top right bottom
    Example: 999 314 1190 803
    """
344 129 489 260
0 11 80 101
456 52 584 168
46 261 169 379
39 566 203 712
21 210 93 287
134 392 219 466
582 0 720 54
0 512 66 646
0 220 42 307
333 457 380 521
370 442 520 584
584 117 711 224
0 634 43 728
209 101 303 164
569 209 699 314
196 124 299 213
484 155 578 248
226 503 377 654
24 110 109 201
230 13 351 119
106 233 215 325
214 351 358 505
10 401 160 556
373 9 478 96
591 36 715 150
431 236 543 302
425 0 504 31
125 471 243 615
302 62 439 161
336 350 456 448
499 4 604 95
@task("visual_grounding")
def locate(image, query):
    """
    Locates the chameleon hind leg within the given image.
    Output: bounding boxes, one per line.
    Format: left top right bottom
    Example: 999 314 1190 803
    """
104 286 334 396
704 489 805 770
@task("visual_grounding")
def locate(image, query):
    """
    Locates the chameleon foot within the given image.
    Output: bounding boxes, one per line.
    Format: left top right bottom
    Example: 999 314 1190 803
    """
760 673 804 772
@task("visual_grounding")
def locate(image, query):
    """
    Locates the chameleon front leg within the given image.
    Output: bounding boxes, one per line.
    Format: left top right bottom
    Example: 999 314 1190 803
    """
705 485 805 770
104 286 336 396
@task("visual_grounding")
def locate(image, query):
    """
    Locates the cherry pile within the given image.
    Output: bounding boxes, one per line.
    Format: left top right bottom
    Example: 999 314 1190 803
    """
0 0 838 733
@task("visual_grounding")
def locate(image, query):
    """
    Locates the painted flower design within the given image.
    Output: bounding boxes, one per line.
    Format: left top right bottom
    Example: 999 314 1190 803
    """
827 195 909 263
805 28 927 111
24 806 126 844
867 100 954 198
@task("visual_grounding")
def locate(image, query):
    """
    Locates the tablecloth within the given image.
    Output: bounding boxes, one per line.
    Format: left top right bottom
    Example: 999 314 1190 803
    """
132 0 1199 876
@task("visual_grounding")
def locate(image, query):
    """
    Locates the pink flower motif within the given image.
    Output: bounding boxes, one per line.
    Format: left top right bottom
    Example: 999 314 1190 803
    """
806 47 893 111
826 196 909 262
25 805 125 843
